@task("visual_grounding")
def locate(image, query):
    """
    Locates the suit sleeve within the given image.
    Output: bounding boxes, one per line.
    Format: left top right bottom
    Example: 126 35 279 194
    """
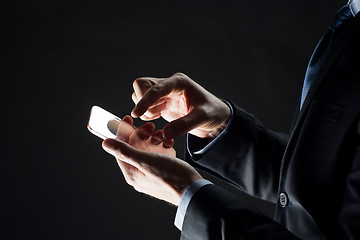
338 122 360 239
185 100 288 203
180 184 299 240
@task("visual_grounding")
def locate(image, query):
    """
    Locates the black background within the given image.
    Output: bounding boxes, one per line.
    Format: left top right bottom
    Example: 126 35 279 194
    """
2 0 344 239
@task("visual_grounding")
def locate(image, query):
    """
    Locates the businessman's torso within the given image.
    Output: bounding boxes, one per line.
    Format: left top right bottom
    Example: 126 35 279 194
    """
275 14 360 239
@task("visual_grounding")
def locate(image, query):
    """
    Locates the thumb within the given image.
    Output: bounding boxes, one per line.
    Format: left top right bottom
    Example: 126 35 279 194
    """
163 108 207 139
102 138 146 170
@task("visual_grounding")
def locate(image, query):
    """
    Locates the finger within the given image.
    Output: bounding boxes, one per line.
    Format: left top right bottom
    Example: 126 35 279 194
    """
134 96 165 121
163 138 174 148
136 122 155 140
133 78 156 100
151 130 164 145
147 102 167 116
122 115 133 125
163 108 207 139
131 77 179 118
132 92 139 105
140 114 162 121
133 92 165 108
102 138 149 171
141 102 167 119
133 91 166 107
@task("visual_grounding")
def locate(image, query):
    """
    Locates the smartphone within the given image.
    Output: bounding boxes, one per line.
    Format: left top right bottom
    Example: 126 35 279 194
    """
87 106 135 141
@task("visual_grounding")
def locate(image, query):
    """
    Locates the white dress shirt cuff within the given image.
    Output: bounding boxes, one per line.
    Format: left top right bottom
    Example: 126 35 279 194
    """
174 179 213 231
349 0 360 16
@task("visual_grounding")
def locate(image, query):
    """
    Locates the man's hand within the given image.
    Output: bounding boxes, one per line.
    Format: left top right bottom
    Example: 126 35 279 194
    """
131 73 231 139
102 137 203 206
121 115 176 157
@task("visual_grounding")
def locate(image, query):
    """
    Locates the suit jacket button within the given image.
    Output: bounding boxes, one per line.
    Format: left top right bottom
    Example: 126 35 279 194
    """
279 193 288 208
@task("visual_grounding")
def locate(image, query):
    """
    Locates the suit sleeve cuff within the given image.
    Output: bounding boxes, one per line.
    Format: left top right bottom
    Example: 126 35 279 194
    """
186 100 234 159
174 179 213 231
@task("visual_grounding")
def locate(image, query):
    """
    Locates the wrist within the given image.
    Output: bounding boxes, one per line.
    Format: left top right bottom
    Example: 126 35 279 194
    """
206 101 231 139
172 169 203 206
178 175 203 198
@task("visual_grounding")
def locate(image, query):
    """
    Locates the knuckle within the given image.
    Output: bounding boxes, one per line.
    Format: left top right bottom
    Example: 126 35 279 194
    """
126 172 137 184
124 175 133 186
172 72 186 78
182 117 193 128
133 78 141 88
172 73 192 89
133 185 143 193
149 84 164 96
133 78 152 90
133 78 144 86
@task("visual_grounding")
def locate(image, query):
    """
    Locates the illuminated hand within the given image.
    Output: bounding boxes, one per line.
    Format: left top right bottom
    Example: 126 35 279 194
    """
121 115 176 157
131 73 231 139
102 119 203 205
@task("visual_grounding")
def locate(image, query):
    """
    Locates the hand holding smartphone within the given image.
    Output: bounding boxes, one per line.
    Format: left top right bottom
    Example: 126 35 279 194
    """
87 105 176 157
87 106 135 141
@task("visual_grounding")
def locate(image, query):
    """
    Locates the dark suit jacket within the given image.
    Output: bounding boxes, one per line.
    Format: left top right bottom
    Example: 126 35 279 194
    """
182 13 360 240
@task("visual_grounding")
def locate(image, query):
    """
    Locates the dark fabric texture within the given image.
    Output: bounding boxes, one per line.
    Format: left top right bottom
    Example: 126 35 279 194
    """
182 12 360 240
300 5 353 108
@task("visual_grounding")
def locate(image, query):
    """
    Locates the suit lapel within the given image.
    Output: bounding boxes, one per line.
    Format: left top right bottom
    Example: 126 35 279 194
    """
290 14 360 136
279 14 360 176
